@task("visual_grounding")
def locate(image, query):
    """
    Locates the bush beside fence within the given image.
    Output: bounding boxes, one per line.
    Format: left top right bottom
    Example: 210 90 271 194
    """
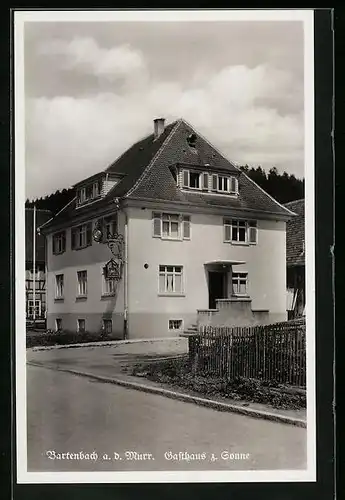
188 320 306 387
26 330 113 348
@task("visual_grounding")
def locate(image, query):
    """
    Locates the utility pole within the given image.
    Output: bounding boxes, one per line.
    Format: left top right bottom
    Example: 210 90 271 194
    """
33 205 36 327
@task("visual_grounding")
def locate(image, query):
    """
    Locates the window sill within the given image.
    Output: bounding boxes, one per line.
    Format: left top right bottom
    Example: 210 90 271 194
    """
154 236 190 242
101 293 116 299
52 251 66 256
161 237 183 242
76 295 88 301
158 293 186 298
228 295 251 301
224 241 256 246
54 297 64 302
181 188 238 197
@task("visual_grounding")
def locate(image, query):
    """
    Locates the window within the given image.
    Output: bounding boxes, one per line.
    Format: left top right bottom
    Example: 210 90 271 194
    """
162 213 179 238
55 274 64 299
55 318 62 331
78 187 86 204
210 174 238 194
27 300 41 318
218 175 229 192
232 272 248 296
77 181 102 205
182 169 238 194
182 169 201 190
103 215 118 241
152 212 190 240
169 319 183 331
159 265 184 295
102 267 116 296
190 172 201 189
224 219 258 244
102 319 112 334
52 231 66 254
231 220 247 242
71 223 92 250
77 270 87 296
77 319 86 333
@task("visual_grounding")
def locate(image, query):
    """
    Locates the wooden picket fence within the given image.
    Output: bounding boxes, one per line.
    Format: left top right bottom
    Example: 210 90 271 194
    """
188 319 306 387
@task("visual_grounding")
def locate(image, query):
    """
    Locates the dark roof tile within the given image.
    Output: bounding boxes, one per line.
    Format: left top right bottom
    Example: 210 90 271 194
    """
284 199 305 266
44 118 293 229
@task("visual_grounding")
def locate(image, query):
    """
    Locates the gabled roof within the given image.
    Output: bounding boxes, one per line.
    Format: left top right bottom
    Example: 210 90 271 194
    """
25 208 52 263
43 118 294 230
284 199 305 267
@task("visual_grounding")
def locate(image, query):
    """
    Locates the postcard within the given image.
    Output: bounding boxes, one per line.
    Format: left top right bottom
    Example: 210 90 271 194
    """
15 9 316 484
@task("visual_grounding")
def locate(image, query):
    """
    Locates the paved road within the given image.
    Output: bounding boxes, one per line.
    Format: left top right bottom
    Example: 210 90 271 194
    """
27 365 307 472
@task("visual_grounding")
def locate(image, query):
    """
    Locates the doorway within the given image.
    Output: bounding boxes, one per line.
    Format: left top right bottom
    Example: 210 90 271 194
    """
208 271 227 309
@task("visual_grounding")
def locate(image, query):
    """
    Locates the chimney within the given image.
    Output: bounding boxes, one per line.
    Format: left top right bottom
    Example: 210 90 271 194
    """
153 118 165 139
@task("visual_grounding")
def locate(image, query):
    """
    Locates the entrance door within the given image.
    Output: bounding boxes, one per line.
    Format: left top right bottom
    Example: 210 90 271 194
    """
208 272 226 309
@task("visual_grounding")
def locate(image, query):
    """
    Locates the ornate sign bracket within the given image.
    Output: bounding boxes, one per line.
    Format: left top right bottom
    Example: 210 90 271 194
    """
93 219 125 281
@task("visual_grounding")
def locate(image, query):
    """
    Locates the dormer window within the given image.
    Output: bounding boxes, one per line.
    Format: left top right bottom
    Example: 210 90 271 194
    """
181 167 238 195
77 180 102 206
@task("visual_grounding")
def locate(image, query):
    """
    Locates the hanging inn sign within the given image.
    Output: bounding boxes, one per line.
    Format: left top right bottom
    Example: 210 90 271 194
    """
93 219 125 282
104 258 122 281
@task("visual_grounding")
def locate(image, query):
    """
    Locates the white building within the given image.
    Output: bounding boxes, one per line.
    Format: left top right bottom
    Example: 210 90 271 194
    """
40 118 295 339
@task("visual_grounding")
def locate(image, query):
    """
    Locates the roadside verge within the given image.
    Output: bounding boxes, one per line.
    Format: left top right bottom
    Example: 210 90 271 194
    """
27 361 307 428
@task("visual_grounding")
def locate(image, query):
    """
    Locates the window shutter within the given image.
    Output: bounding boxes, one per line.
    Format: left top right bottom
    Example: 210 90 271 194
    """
183 216 191 239
230 177 237 193
71 229 76 250
202 173 209 190
62 232 66 252
182 170 189 188
86 223 92 246
248 222 258 244
224 221 231 242
212 174 218 191
52 236 56 254
152 212 161 237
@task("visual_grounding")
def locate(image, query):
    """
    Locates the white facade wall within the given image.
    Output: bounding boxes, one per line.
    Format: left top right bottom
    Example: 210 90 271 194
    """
46 206 287 339
127 207 287 338
46 212 125 337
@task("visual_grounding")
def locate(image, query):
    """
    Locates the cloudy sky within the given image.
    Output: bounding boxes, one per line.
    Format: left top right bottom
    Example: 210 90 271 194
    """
24 20 304 200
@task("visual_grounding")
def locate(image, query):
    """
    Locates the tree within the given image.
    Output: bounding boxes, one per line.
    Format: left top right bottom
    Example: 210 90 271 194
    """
239 165 304 203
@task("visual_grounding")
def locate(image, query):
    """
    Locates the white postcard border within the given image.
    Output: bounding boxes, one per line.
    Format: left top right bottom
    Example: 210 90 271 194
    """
15 8 316 484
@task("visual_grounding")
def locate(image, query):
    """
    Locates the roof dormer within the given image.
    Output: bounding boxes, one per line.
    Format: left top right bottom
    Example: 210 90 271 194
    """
74 172 124 208
170 163 240 196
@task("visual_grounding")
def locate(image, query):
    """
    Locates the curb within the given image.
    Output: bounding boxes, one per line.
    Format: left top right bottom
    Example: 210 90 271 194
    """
27 362 307 428
29 337 186 352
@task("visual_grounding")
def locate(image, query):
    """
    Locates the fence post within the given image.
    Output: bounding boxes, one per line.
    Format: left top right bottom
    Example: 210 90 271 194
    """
188 334 200 376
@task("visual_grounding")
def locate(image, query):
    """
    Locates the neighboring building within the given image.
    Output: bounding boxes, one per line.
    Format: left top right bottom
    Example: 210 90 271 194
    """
284 199 305 319
25 208 52 323
40 118 295 339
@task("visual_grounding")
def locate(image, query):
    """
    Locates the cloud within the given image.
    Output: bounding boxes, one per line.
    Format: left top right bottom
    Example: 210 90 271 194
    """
25 44 304 199
38 37 146 81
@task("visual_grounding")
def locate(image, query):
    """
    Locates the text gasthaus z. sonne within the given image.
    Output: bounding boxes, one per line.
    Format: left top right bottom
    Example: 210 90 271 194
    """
45 450 251 462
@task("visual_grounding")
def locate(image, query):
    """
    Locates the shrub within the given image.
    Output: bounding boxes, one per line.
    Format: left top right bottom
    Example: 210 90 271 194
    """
130 358 306 410
26 329 111 348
